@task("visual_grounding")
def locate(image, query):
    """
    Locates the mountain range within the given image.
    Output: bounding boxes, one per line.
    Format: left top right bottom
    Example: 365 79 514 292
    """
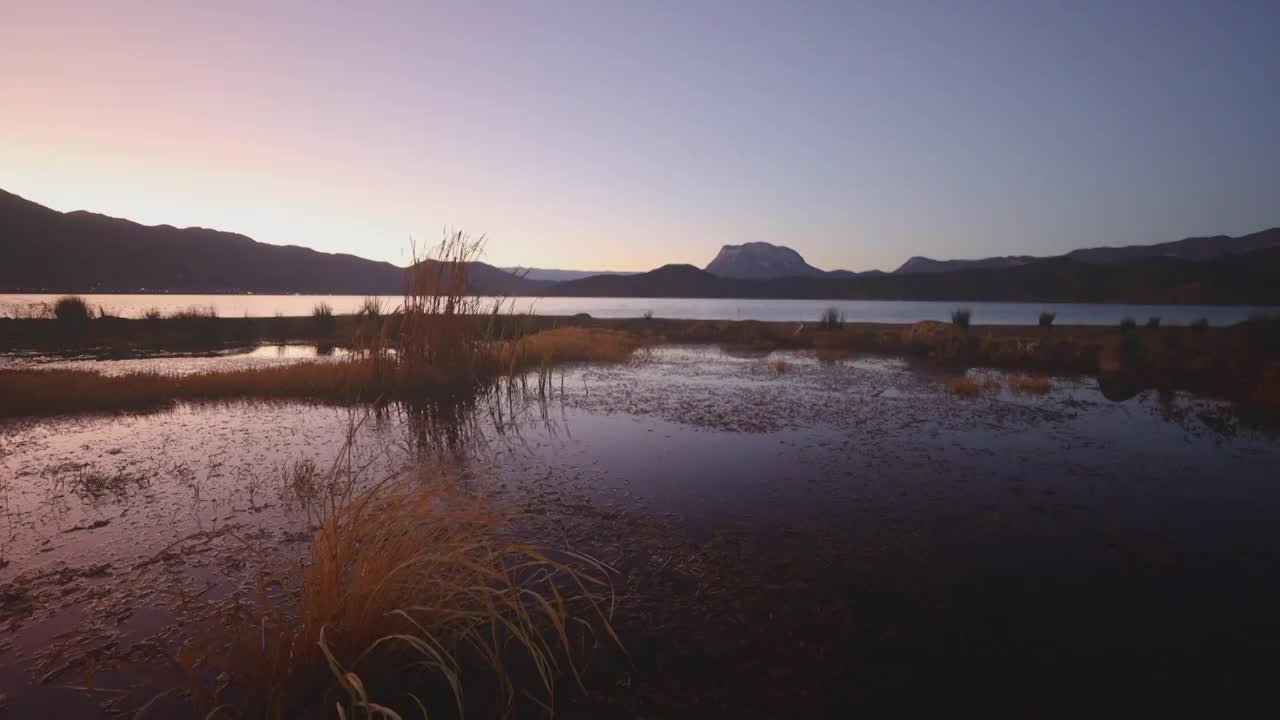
2 187 1278 304
894 230 1280 274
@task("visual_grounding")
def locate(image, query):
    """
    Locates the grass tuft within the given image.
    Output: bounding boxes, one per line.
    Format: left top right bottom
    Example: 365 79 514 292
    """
313 302 336 336
54 296 92 323
818 306 844 331
177 457 615 717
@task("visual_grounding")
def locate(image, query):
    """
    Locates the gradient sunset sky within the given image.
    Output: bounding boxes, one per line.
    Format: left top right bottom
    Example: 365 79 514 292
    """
2 1 1277 272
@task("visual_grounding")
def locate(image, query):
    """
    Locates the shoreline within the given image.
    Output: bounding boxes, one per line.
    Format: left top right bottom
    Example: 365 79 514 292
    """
2 314 1278 421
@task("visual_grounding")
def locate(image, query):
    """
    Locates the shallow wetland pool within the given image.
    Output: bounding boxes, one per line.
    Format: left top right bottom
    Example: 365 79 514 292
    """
2 345 1279 716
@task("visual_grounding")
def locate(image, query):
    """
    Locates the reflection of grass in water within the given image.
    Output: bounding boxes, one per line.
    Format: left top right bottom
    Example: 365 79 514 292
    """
174 439 617 718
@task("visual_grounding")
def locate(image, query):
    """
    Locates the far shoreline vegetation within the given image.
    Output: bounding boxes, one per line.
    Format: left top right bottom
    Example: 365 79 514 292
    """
3 285 1279 422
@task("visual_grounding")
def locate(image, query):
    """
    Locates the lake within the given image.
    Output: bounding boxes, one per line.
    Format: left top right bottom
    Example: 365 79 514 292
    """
1 293 1274 325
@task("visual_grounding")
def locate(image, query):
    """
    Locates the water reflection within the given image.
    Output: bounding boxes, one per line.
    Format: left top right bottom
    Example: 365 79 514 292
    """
0 343 352 375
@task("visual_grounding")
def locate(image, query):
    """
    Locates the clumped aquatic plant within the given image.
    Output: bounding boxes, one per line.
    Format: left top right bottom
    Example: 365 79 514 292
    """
1146 316 1161 329
358 296 384 318
951 308 972 329
1119 317 1137 332
1038 311 1056 328
54 296 91 323
818 306 844 331
312 302 336 336
1191 317 1210 334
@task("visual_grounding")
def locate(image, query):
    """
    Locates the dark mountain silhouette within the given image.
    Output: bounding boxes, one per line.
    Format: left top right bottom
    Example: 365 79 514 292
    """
552 250 1280 305
893 228 1280 274
4 186 1277 304
894 255 1038 274
704 241 860 279
1063 229 1280 263
0 188 544 295
552 264 725 297
501 267 636 282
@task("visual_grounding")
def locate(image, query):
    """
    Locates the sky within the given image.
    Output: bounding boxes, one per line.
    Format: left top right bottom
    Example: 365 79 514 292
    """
2 1 1277 273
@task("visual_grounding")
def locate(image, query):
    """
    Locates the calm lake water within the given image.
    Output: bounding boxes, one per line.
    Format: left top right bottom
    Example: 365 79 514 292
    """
2 293 1273 325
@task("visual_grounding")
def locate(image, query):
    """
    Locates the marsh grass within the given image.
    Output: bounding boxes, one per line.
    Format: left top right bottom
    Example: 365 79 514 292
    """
507 327 638 366
951 308 971 329
949 372 1000 397
1008 374 1051 395
948 375 983 396
0 327 642 417
174 439 616 718
171 306 218 321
